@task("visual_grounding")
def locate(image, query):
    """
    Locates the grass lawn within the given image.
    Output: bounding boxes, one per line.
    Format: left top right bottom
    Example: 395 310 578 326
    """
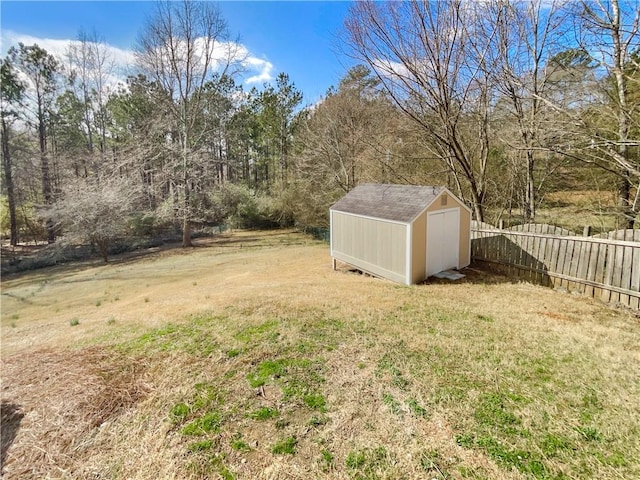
1 229 639 479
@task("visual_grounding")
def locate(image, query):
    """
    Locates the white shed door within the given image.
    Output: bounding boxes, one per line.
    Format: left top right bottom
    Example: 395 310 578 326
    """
426 209 459 277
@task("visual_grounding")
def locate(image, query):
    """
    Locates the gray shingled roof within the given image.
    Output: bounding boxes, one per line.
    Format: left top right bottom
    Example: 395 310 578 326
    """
330 184 445 223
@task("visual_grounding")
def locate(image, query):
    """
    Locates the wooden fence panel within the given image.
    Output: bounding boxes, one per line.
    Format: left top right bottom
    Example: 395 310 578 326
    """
471 224 640 309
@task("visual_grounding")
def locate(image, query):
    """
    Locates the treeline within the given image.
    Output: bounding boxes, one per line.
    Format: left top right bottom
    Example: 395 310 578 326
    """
1 0 638 260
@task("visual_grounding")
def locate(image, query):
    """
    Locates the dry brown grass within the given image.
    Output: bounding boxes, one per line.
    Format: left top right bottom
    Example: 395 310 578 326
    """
1 229 639 479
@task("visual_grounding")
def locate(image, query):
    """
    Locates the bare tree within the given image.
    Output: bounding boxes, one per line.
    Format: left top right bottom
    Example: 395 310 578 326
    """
577 0 639 227
136 0 241 246
345 0 500 221
48 176 140 262
487 0 567 222
540 0 640 227
66 29 115 173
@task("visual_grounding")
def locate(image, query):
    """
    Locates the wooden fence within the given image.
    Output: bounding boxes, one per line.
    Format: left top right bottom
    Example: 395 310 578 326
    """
470 222 640 310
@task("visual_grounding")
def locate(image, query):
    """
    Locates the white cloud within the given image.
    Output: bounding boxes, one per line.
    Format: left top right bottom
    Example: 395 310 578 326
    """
244 56 274 84
1 30 275 90
2 30 134 71
372 58 412 79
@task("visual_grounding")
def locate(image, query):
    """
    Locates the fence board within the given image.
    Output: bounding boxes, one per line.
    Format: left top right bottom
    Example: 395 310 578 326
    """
471 224 639 309
631 246 640 310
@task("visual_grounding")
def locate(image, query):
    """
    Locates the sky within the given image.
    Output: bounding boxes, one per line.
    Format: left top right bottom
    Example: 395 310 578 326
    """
0 1 357 105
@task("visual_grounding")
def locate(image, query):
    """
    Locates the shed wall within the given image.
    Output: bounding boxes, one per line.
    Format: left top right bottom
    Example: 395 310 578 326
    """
331 211 407 283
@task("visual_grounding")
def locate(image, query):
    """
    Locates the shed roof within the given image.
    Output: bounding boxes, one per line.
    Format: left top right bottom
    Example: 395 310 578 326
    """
330 184 446 223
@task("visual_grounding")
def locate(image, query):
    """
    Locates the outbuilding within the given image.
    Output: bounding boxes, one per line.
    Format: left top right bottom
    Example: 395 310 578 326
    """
330 184 471 285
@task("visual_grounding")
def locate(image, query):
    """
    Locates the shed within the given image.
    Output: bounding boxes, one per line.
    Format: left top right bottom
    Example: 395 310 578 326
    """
330 184 471 285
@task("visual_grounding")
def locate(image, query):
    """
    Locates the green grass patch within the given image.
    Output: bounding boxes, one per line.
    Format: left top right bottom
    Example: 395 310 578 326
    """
230 433 251 452
406 397 429 418
226 348 242 358
181 411 222 436
271 436 297 455
187 439 215 452
171 402 190 421
234 319 279 343
382 392 402 415
123 315 222 356
319 448 335 472
345 446 394 479
303 392 326 411
249 406 279 420
246 357 326 411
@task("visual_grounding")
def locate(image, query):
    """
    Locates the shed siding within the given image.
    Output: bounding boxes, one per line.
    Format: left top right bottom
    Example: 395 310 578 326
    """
425 196 471 268
331 211 407 283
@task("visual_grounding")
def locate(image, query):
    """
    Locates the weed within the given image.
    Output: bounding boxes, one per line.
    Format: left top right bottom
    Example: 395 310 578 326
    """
541 433 573 456
320 449 334 472
96 300 102 307
345 450 366 469
249 407 278 420
575 426 602 442
192 383 222 411
226 348 241 358
188 439 214 452
271 436 297 455
144 297 150 303
420 450 450 478
230 433 251 452
382 392 402 415
345 447 392 477
275 418 290 430
303 393 326 411
11 322 16 328
406 398 429 418
11 314 19 320
107 317 116 325
476 314 494 322
377 353 410 390
219 466 235 480
308 415 329 427
171 402 190 421
69 318 80 326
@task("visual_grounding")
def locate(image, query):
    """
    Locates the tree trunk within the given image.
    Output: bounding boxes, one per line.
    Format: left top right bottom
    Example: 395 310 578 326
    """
617 173 633 228
38 101 55 243
610 0 634 229
95 237 109 262
182 145 192 247
524 152 536 222
182 216 192 247
1 118 18 246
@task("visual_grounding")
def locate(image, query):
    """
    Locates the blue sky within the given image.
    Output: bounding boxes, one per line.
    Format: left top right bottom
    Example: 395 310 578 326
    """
0 1 356 104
